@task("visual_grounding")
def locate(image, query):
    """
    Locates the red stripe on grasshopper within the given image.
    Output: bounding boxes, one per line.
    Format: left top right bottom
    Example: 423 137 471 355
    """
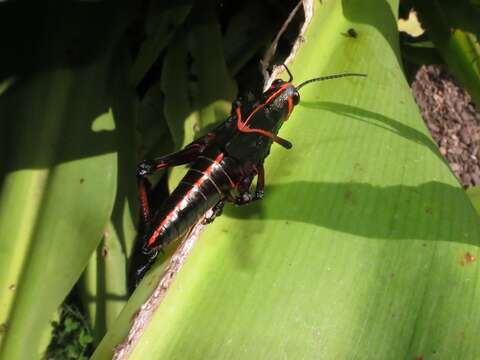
138 180 150 222
235 85 293 149
239 83 289 131
287 96 293 118
146 152 225 247
236 106 279 140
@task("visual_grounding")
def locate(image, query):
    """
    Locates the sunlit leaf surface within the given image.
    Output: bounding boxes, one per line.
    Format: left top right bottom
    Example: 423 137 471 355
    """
93 0 480 358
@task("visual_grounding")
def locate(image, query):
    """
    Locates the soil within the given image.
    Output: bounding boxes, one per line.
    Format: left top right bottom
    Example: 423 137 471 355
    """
412 65 480 188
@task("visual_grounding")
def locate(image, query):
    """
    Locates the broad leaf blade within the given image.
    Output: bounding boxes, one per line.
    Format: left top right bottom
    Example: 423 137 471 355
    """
0 4 128 358
129 0 193 86
467 186 480 215
96 1 480 359
0 70 117 359
79 50 139 344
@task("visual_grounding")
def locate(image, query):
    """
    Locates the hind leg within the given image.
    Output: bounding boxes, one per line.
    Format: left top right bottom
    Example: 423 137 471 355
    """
203 201 225 224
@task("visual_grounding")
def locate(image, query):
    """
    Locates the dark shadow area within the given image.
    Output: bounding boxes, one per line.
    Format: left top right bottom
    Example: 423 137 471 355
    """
0 70 117 171
93 245 108 343
224 180 480 246
301 100 445 163
0 2 134 173
0 3 140 345
110 42 141 268
0 2 123 82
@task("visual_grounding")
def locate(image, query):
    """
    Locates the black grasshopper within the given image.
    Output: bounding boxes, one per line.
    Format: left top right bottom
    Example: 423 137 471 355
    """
135 67 365 279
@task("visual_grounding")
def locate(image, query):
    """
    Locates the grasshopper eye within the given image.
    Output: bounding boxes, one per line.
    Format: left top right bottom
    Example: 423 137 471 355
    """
291 91 300 105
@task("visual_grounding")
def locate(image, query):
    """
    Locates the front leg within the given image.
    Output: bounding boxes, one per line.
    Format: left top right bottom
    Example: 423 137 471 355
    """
136 132 217 233
232 163 266 205
202 201 225 224
137 132 216 177
234 191 254 206
253 164 264 200
232 172 255 205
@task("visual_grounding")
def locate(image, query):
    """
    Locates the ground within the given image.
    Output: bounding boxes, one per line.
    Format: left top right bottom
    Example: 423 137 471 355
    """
412 65 480 188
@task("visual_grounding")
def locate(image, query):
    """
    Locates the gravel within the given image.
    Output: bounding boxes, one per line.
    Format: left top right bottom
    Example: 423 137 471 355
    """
412 65 480 188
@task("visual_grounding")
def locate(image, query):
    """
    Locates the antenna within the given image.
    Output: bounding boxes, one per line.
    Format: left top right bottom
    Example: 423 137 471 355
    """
296 73 367 90
283 64 294 83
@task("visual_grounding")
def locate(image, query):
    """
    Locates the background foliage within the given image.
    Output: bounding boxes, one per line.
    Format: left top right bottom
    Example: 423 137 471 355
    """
0 0 479 359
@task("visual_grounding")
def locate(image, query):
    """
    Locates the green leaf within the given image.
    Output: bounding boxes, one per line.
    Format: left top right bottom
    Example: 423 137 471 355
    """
160 27 197 148
129 0 193 86
187 1 237 131
136 84 174 160
94 1 480 359
79 46 139 344
0 70 117 360
0 4 129 358
400 40 443 66
466 186 480 215
414 0 480 106
79 331 94 347
222 2 279 75
160 2 236 150
161 0 236 186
